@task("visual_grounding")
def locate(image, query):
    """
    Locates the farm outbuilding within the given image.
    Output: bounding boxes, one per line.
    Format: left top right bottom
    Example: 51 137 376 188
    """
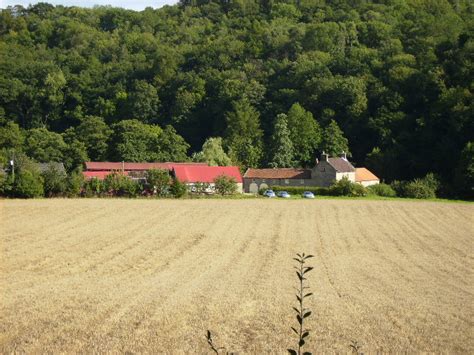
82 161 243 193
243 168 312 193
173 165 243 193
355 168 380 187
243 152 379 193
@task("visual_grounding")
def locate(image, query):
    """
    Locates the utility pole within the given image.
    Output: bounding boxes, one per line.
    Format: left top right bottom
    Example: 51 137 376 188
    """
10 158 14 182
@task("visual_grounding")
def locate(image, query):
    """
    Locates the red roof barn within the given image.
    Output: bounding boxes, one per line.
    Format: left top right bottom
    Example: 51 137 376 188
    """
173 165 243 184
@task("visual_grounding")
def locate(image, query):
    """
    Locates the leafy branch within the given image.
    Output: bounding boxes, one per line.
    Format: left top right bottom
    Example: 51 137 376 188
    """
288 253 314 355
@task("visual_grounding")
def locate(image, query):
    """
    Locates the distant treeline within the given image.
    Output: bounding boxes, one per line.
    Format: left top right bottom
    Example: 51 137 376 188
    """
0 0 472 198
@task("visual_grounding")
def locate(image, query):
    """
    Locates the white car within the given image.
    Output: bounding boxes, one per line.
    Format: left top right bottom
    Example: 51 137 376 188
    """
263 189 276 198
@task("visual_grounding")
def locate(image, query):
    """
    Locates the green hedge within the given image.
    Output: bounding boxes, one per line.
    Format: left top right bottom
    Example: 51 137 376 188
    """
269 185 331 196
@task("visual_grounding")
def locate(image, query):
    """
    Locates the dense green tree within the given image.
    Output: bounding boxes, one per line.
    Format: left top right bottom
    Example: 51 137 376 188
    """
0 0 472 197
25 128 67 162
192 137 232 166
109 120 162 162
72 116 112 160
321 120 350 157
225 100 263 169
62 133 89 171
285 103 321 166
126 80 161 124
0 122 24 150
13 169 44 198
269 113 294 168
155 125 190 162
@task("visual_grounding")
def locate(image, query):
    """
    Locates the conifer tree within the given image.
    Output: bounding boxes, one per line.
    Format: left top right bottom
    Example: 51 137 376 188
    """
269 113 295 168
321 119 349 157
286 103 322 166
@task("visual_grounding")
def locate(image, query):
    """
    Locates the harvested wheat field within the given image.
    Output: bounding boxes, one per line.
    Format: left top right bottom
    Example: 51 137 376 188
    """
0 199 473 353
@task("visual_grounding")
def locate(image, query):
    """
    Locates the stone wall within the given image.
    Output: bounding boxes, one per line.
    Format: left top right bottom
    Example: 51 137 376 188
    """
310 161 337 187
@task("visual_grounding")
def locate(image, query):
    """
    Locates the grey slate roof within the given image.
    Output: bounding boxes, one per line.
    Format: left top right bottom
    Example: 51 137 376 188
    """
38 162 66 174
327 157 355 173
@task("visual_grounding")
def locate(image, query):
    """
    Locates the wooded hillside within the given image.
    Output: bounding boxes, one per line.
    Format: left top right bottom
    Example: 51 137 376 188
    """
0 0 472 196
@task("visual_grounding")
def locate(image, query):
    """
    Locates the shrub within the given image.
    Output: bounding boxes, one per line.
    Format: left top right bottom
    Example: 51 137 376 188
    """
145 168 171 196
391 173 439 199
13 169 44 198
83 177 104 197
368 183 396 197
403 179 436 199
351 182 368 197
104 172 140 197
390 180 406 196
42 164 67 197
66 170 84 197
328 177 367 197
170 178 187 198
0 169 11 196
329 177 353 196
270 185 331 196
214 175 237 196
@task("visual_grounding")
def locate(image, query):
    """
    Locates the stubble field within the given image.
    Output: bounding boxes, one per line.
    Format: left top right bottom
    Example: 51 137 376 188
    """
0 199 473 353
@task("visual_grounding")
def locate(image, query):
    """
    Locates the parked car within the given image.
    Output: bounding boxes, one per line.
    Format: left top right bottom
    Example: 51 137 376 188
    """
263 189 276 198
277 191 291 198
302 191 315 199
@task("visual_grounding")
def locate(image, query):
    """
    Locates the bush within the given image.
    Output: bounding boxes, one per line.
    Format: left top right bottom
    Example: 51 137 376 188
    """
42 164 67 197
83 177 104 197
170 178 187 198
145 169 171 196
328 177 367 197
13 169 44 198
270 185 331 196
214 175 237 196
404 179 436 199
0 169 11 196
66 170 84 197
104 172 140 197
368 183 396 197
391 173 439 199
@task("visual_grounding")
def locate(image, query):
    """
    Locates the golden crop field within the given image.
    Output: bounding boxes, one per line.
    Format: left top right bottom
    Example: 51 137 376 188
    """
1 199 473 353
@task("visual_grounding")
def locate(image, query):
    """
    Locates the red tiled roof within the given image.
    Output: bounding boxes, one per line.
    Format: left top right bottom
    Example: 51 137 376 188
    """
83 171 129 180
84 162 207 171
244 168 311 179
355 167 379 182
173 165 243 183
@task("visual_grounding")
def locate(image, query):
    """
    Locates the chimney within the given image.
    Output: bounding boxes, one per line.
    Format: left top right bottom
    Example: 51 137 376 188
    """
339 151 347 160
321 151 329 162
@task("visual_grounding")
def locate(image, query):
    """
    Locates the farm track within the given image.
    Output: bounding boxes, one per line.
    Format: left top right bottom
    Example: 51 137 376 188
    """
0 199 473 353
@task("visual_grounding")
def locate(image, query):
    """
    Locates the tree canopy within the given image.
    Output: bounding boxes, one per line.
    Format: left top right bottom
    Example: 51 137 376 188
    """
0 0 472 196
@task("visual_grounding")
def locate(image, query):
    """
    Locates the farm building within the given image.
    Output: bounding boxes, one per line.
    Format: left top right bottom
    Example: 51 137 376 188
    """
173 165 243 193
243 152 379 193
82 162 243 193
243 168 312 194
355 168 380 187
